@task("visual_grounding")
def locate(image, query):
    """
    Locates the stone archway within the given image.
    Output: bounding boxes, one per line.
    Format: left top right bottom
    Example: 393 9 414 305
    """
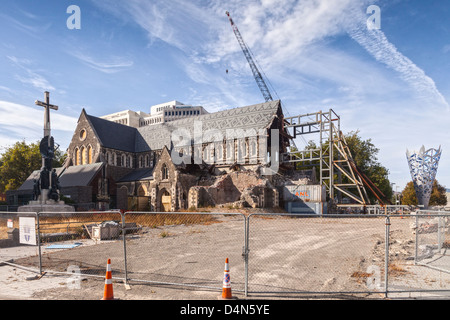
137 185 150 211
158 188 172 212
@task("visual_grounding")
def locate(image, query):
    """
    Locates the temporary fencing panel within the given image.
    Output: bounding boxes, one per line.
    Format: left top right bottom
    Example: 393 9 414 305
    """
121 212 247 292
414 212 450 275
246 214 389 295
37 211 125 279
1 210 449 298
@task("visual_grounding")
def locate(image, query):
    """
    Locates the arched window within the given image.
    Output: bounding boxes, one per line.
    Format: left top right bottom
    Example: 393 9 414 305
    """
74 148 79 166
106 151 113 165
145 154 149 167
206 144 214 164
88 146 93 164
161 164 169 180
81 146 87 165
149 152 154 168
251 139 257 157
245 140 249 157
139 155 144 168
226 140 234 163
216 142 223 164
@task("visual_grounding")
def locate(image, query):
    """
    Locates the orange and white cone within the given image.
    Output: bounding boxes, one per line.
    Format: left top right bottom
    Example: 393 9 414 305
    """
221 258 233 299
102 259 114 300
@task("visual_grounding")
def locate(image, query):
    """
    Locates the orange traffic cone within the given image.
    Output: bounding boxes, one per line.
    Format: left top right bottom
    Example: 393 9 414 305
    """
102 259 114 300
220 258 234 299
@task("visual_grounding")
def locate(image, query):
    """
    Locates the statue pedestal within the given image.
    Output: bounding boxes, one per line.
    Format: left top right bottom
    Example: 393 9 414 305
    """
18 190 75 216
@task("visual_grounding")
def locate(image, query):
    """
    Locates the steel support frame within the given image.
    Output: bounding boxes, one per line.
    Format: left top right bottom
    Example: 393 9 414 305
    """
283 109 370 206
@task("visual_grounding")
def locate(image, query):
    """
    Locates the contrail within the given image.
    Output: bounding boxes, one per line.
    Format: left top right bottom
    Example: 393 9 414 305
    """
347 9 449 110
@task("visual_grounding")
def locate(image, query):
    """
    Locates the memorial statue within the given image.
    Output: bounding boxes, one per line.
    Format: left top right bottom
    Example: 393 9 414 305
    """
32 179 41 201
34 91 61 202
18 91 75 213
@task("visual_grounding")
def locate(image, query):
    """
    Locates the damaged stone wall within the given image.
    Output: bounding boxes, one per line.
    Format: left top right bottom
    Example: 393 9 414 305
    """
188 170 279 209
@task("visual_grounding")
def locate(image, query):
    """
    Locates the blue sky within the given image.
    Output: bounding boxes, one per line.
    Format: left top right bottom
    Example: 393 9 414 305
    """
0 0 449 191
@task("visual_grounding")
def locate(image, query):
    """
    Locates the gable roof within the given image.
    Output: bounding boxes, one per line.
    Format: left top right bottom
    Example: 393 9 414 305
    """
135 100 281 152
85 100 281 153
58 163 104 187
86 114 137 152
18 163 104 191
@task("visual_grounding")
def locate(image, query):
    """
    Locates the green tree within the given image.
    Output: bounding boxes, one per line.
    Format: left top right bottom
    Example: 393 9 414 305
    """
344 131 380 172
401 180 447 206
344 131 392 203
401 181 417 206
429 180 448 206
0 140 66 193
294 131 392 203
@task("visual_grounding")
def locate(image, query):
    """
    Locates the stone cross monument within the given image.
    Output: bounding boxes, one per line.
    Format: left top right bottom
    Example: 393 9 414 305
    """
34 91 60 202
19 91 74 213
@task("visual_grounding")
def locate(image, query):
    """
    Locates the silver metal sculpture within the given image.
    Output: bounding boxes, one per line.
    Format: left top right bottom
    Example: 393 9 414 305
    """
406 146 442 209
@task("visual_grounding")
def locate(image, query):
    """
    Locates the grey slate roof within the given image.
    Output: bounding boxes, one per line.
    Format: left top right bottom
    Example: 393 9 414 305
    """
86 115 137 152
135 100 281 152
58 162 103 187
84 100 281 153
18 163 103 191
118 168 154 182
18 170 45 191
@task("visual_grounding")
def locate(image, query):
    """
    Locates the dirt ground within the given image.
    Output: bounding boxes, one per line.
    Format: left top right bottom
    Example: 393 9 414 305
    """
5 211 450 300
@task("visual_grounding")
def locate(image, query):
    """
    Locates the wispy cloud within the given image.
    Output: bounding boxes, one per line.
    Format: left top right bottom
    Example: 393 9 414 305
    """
207 0 359 64
0 100 77 132
7 55 55 92
0 100 78 150
93 0 218 53
14 74 55 92
0 13 51 39
89 0 448 112
0 85 13 93
68 51 134 74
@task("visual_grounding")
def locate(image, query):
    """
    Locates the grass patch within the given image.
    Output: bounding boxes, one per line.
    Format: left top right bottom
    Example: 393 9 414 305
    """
159 230 170 238
389 263 408 276
350 271 374 284
35 212 216 239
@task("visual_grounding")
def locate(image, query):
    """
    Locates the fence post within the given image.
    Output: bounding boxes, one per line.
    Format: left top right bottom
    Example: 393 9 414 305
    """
121 211 129 284
244 215 250 297
414 213 419 265
36 212 43 275
438 215 442 254
384 215 390 298
441 215 446 254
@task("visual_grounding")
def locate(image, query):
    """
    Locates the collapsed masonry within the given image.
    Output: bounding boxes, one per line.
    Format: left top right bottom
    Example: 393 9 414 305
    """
188 166 316 210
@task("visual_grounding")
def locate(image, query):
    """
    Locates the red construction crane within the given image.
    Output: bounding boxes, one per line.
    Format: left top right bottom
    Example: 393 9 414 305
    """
226 11 273 102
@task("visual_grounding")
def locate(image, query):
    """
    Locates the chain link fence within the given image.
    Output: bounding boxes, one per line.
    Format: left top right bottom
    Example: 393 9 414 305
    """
1 210 450 298
0 212 21 249
121 212 246 292
414 211 450 275
246 214 389 295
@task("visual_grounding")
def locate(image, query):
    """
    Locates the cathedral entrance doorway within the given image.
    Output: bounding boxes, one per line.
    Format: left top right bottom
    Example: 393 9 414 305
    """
160 189 171 212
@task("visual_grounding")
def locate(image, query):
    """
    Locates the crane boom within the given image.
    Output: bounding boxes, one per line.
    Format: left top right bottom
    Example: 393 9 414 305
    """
226 11 273 102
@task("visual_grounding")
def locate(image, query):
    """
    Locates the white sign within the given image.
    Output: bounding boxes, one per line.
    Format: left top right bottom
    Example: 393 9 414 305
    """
7 219 13 229
19 217 37 245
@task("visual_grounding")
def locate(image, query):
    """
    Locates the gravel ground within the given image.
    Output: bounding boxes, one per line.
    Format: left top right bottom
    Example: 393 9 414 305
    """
2 213 449 300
